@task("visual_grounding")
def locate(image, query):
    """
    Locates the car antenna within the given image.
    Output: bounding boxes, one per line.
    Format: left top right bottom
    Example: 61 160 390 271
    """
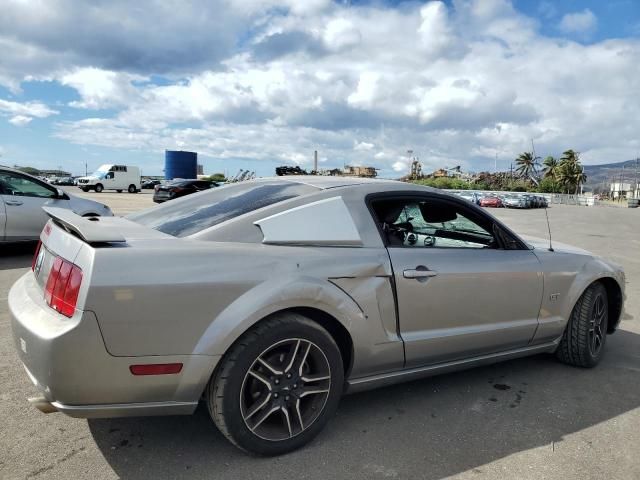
544 203 554 252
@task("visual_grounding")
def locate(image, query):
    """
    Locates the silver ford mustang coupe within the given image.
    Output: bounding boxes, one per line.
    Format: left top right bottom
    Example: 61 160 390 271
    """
9 177 625 455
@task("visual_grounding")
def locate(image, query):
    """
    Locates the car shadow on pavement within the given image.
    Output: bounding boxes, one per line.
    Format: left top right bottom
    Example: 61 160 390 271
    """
88 328 640 480
0 242 37 271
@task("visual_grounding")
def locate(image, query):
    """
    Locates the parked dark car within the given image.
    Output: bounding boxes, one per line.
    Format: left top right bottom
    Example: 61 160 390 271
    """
153 179 218 203
141 180 161 189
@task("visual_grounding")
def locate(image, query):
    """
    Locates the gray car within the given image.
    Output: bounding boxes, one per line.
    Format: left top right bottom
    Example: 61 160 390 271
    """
1 166 113 242
9 177 625 455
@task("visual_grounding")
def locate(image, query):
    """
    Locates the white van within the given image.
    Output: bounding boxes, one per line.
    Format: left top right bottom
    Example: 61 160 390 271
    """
77 164 141 193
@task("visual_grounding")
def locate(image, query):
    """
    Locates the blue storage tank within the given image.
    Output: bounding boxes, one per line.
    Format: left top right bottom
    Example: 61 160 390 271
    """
165 150 197 180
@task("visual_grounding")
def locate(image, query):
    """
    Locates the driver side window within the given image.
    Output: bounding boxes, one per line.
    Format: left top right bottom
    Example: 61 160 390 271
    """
371 197 495 249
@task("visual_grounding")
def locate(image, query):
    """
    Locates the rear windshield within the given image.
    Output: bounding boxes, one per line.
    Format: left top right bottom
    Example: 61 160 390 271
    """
128 181 318 237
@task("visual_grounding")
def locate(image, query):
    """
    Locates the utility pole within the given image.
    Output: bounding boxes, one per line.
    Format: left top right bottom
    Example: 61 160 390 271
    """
633 157 640 198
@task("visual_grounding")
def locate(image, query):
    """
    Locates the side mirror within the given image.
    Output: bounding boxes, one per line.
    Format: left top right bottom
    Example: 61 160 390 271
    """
56 188 66 199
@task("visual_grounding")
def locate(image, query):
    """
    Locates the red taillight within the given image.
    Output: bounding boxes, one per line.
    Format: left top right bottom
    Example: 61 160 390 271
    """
31 241 42 271
44 256 83 317
129 363 183 375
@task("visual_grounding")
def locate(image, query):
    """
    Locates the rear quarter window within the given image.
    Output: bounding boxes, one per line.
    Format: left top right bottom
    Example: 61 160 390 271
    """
128 181 318 237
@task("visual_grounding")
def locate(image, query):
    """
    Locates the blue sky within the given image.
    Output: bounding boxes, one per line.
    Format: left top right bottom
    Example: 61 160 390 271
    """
1 0 639 177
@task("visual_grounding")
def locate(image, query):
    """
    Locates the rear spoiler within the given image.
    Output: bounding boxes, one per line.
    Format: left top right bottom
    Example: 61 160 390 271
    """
43 207 126 243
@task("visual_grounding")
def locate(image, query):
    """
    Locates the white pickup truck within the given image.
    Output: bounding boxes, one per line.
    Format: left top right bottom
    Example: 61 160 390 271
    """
77 165 141 193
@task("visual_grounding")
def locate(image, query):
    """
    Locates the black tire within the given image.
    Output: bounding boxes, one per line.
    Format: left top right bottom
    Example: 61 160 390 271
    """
95 184 103 193
556 282 608 368
116 189 123 193
128 184 137 193
206 313 344 455
81 187 89 192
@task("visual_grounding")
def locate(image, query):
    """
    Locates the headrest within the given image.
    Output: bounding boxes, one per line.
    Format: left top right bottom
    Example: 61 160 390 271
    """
419 201 458 223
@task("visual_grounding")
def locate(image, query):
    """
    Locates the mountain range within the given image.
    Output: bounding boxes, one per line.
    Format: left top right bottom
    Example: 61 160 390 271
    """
582 159 640 190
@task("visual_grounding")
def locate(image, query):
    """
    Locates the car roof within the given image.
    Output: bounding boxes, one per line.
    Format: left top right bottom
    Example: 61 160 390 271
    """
249 175 406 190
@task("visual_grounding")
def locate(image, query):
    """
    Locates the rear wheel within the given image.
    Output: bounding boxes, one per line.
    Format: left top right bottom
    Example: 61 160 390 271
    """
206 313 344 455
94 184 103 193
556 282 608 368
128 184 137 193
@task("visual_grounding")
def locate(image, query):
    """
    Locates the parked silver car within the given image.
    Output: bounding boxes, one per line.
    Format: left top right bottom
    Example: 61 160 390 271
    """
9 177 625 455
501 193 528 209
1 166 112 242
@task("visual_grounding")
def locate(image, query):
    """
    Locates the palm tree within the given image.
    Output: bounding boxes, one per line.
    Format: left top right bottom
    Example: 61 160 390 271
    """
560 149 580 167
557 150 586 195
571 165 587 195
515 151 540 180
542 156 559 179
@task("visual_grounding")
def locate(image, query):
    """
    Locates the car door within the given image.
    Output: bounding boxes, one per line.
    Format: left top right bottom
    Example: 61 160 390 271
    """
103 171 116 189
0 171 59 240
370 194 543 367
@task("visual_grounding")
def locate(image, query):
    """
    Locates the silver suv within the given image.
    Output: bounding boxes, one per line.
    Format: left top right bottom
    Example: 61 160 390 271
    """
0 166 113 242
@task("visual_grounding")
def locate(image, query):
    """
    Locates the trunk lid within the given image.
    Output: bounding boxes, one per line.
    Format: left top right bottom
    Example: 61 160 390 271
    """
34 207 173 299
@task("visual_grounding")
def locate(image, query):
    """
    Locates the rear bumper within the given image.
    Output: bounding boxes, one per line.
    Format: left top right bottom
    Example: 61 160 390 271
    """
10 272 219 418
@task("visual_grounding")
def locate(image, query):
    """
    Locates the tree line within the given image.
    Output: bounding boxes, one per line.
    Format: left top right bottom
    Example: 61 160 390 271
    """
413 149 587 194
516 149 586 194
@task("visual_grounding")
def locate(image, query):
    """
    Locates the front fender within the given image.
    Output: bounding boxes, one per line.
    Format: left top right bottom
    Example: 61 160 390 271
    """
533 255 624 344
562 258 624 323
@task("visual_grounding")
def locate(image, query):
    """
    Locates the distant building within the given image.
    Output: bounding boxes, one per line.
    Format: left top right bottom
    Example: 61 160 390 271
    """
610 182 638 199
39 169 72 177
342 165 378 178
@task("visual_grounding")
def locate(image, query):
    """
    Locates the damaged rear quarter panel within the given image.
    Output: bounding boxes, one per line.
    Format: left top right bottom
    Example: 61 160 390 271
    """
87 242 401 379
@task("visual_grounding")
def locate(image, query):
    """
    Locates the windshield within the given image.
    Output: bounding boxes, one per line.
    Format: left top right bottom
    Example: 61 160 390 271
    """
127 181 318 237
89 165 111 179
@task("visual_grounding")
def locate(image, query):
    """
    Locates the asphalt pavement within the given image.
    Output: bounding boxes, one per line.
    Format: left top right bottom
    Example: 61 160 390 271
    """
1 198 638 480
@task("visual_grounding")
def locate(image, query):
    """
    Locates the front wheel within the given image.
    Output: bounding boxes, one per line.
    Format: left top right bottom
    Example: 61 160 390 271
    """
556 282 608 368
94 184 103 193
206 313 344 455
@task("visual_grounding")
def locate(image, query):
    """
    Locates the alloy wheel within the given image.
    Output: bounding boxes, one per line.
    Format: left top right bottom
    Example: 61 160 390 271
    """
589 294 606 356
240 338 331 441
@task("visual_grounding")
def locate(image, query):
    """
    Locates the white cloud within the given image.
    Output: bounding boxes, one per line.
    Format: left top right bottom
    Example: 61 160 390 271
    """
354 141 374 151
0 0 636 176
9 115 33 126
60 68 146 109
392 161 409 173
323 18 361 52
0 98 58 126
559 9 597 35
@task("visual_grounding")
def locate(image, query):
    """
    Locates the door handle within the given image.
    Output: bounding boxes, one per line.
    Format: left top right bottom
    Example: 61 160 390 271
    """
403 268 438 279
5 200 23 206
